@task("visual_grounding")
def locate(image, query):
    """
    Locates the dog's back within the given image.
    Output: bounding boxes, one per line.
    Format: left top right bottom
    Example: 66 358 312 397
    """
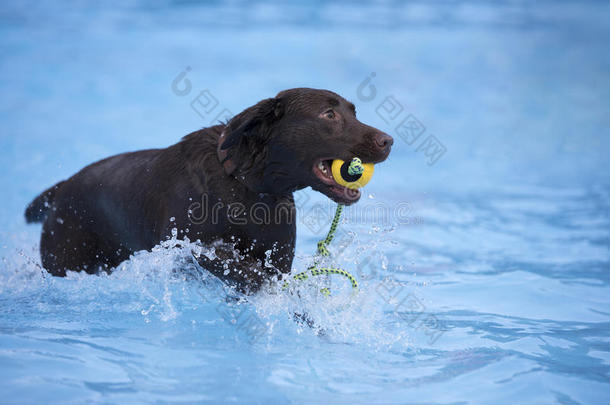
29 148 170 275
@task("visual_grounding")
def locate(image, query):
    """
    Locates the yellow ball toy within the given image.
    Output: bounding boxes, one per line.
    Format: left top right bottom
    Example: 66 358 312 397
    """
331 157 374 189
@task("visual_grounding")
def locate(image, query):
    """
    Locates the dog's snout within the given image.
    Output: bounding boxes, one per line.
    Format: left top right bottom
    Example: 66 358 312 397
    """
374 132 394 151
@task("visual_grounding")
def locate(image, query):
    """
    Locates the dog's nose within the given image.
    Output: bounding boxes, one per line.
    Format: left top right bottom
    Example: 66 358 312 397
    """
374 132 394 151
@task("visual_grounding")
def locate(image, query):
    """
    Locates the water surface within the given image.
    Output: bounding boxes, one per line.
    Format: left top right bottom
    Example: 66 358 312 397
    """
1 1 609 403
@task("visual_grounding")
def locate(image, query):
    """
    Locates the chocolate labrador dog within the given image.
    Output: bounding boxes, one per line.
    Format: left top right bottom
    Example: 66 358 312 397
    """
25 88 392 293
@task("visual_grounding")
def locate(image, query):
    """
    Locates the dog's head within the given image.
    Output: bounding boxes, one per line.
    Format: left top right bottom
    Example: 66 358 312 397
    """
219 88 393 205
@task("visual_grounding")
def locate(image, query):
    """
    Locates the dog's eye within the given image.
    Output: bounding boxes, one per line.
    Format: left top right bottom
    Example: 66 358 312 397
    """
323 110 336 120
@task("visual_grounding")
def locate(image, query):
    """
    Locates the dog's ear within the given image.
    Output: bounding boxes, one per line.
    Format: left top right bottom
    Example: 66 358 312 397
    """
221 97 284 151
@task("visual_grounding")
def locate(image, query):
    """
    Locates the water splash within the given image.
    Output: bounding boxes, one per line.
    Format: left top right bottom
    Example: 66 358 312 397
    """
0 229 414 350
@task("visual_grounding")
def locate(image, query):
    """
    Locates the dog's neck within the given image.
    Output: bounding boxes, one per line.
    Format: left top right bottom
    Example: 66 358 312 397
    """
216 130 274 194
216 130 237 176
215 129 302 198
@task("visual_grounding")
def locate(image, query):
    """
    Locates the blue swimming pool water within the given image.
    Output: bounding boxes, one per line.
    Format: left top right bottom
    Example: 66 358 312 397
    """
1 1 609 403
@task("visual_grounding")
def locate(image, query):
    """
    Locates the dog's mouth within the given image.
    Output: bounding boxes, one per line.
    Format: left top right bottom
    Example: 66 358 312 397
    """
312 158 362 205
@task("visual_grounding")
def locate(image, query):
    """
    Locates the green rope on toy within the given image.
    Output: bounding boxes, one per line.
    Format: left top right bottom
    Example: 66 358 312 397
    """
316 204 342 257
284 158 362 295
293 267 358 290
347 157 365 176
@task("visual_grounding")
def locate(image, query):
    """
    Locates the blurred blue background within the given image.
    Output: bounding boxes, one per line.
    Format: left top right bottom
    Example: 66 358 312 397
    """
1 1 609 404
